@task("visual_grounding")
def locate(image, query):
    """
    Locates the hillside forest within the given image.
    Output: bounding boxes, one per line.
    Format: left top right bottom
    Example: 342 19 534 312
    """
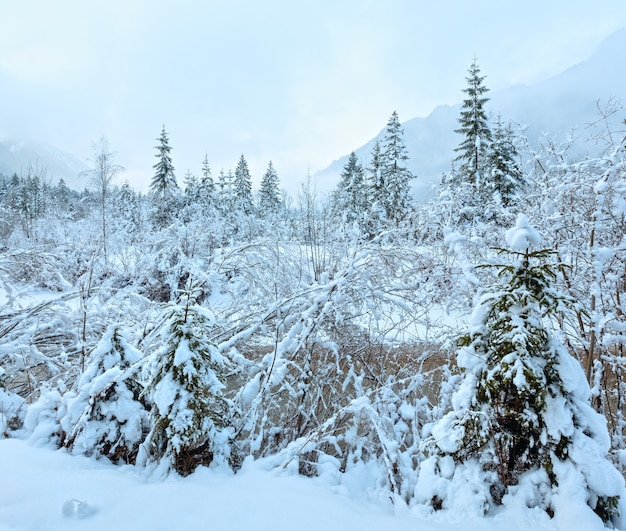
1 60 626 525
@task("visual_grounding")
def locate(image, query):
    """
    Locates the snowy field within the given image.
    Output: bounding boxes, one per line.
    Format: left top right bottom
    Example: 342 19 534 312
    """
0 438 613 531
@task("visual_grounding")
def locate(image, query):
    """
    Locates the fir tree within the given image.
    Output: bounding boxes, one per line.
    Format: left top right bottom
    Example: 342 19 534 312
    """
139 282 233 476
453 59 492 193
199 154 215 210
150 126 177 194
183 170 200 202
365 139 386 232
258 160 281 215
379 111 414 223
53 178 71 211
62 325 148 464
115 181 141 234
233 155 253 214
487 116 523 207
417 216 623 523
332 152 367 226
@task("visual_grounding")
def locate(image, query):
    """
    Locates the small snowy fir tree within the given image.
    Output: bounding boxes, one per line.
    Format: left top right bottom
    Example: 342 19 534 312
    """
199 153 216 210
379 111 414 223
138 282 232 476
487 115 524 208
149 126 179 228
62 325 148 464
150 125 177 194
416 215 624 526
233 154 253 215
331 151 367 227
258 160 282 215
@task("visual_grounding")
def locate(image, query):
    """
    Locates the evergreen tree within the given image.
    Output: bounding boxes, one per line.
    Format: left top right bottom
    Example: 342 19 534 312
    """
379 111 414 223
367 139 383 200
416 216 623 524
487 116 524 207
150 126 177 194
53 178 71 211
183 170 200 202
62 325 148 464
139 282 233 475
453 59 493 193
332 152 367 226
233 154 253 214
216 169 229 209
258 160 281 215
199 154 215 210
115 180 141 234
365 139 386 232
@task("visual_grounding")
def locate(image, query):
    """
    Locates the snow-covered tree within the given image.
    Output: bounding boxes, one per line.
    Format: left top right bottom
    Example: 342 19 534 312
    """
331 152 367 227
199 154 216 211
233 154 253 215
0 366 23 438
113 180 141 235
149 126 179 228
150 126 177 194
487 116 524 208
416 215 624 525
258 161 281 215
62 325 147 464
453 59 492 194
139 283 233 475
378 111 414 223
365 139 387 234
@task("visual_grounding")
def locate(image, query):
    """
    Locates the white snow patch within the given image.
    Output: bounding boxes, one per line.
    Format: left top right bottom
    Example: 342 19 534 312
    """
505 214 541 251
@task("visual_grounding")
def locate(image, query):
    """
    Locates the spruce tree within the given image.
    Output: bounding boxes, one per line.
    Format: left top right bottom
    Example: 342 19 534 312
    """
139 282 232 475
62 325 148 464
365 139 386 233
332 151 367 226
183 170 200 202
487 116 523 207
379 111 414 223
150 126 177 194
115 181 140 234
454 59 492 193
416 215 623 524
258 160 281 215
233 154 253 214
199 154 215 210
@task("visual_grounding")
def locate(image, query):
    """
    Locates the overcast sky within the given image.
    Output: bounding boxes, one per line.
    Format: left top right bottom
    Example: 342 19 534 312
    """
2 1 626 192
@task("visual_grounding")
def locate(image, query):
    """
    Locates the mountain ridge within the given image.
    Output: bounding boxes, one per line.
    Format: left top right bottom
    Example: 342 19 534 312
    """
0 137 90 190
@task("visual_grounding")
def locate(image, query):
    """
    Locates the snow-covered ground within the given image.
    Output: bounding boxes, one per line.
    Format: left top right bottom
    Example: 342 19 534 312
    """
0 437 611 531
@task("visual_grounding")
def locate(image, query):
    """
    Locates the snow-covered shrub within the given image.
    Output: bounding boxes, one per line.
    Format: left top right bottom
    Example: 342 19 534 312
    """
416 217 624 525
22 382 68 446
138 284 233 476
0 366 24 437
61 325 148 463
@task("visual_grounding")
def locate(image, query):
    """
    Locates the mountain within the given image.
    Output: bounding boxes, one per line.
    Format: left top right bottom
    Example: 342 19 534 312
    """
316 28 626 201
0 138 90 190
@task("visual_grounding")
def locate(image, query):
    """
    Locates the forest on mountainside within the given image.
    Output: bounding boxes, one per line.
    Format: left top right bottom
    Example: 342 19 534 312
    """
1 60 626 524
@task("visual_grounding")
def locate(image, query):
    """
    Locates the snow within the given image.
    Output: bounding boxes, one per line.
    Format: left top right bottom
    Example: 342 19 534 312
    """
1 437 617 531
505 214 541 250
0 439 412 531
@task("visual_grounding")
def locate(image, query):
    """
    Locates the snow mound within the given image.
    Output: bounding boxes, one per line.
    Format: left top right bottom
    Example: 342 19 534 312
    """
505 214 541 250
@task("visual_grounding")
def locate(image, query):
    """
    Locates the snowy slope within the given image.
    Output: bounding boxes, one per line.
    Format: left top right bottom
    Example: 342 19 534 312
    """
316 28 626 201
0 438 606 531
0 138 89 190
